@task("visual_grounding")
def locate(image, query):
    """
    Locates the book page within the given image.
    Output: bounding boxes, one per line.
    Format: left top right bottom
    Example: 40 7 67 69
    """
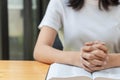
92 67 120 80
46 63 92 80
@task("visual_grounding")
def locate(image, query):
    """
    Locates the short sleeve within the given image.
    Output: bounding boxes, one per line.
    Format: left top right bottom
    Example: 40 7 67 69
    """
38 0 63 32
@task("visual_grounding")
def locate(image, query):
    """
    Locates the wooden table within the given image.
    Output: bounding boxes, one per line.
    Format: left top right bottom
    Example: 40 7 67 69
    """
0 61 49 80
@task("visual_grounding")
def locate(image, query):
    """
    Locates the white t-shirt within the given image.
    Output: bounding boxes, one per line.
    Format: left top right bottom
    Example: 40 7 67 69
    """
39 0 120 53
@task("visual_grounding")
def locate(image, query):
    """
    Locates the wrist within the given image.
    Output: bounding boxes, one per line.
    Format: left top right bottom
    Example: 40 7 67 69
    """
68 51 82 67
55 51 82 67
105 54 119 68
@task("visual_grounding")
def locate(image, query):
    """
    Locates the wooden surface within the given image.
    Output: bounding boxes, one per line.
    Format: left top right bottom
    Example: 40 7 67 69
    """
0 61 49 80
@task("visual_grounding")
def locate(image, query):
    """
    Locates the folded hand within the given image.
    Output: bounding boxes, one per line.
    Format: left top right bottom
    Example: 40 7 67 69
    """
80 41 109 72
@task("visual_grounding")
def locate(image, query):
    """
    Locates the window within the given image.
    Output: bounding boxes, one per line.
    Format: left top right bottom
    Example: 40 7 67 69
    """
8 0 24 59
0 22 2 59
0 0 62 60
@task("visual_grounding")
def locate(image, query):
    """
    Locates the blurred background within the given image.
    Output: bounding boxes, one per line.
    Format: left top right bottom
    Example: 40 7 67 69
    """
0 0 62 60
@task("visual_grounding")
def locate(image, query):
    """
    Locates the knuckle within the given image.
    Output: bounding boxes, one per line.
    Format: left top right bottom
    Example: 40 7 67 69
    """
98 44 102 47
87 62 94 68
104 47 108 52
81 54 86 58
87 62 91 67
97 61 103 65
92 60 102 65
88 54 94 59
90 67 95 71
92 50 99 54
83 66 93 72
96 50 100 53
88 55 92 59
81 58 85 62
99 50 104 53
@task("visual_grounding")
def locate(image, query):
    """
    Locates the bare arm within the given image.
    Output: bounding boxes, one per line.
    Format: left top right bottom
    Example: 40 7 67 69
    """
33 26 82 67
105 53 120 68
34 27 120 72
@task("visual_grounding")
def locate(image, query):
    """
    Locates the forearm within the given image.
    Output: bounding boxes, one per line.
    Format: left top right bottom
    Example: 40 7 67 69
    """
105 53 120 68
34 45 82 67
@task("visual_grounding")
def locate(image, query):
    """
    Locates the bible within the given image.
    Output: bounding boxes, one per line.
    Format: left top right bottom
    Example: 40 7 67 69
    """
46 63 120 80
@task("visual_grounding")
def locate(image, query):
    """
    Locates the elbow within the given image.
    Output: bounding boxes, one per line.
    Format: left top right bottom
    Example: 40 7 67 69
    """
33 48 38 61
33 45 45 63
33 44 52 64
33 47 41 62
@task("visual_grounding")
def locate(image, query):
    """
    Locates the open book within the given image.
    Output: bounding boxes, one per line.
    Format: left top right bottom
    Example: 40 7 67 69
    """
46 63 120 80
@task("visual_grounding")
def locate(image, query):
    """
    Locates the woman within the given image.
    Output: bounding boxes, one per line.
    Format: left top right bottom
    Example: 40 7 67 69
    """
34 0 120 72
